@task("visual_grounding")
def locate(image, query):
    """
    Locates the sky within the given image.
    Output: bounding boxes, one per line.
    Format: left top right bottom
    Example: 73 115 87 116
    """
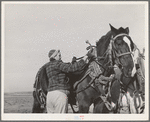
2 1 148 93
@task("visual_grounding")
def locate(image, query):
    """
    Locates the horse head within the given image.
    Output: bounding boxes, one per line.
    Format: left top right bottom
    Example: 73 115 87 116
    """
109 24 144 113
96 24 139 113
109 24 135 78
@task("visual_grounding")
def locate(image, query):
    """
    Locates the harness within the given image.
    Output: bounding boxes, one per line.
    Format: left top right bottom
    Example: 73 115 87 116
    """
34 33 143 113
134 52 145 113
72 33 140 113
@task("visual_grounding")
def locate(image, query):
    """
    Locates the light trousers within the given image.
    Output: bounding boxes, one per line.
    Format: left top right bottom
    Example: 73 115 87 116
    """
46 90 69 113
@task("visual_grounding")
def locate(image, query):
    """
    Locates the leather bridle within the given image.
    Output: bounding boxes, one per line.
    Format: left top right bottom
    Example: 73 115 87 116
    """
76 33 136 92
111 33 135 78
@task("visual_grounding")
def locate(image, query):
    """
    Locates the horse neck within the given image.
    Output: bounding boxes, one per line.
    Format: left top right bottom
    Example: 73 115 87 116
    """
110 79 120 103
97 42 112 76
97 31 112 56
96 33 112 76
122 76 136 97
97 40 110 57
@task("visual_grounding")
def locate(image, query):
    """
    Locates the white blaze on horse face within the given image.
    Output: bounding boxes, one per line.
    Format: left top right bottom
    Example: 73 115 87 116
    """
123 37 136 77
123 36 132 52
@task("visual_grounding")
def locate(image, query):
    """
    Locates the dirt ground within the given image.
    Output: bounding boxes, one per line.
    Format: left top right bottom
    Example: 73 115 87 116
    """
4 92 93 113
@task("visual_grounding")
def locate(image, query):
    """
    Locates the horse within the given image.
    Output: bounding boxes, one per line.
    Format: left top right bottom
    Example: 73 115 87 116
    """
32 63 49 113
74 24 138 113
32 24 138 113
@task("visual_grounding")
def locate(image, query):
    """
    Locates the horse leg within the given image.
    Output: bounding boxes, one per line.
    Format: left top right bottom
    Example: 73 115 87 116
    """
78 101 90 113
93 99 110 113
77 94 91 113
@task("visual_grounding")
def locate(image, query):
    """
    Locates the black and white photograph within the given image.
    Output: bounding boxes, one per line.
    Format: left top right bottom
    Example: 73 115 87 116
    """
1 1 148 121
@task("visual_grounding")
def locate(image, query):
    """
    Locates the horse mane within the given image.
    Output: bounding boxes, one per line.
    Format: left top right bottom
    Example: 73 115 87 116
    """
96 31 112 57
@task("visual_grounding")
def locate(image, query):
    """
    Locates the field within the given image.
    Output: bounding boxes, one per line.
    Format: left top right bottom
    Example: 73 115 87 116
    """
4 92 142 114
4 92 34 113
4 92 93 113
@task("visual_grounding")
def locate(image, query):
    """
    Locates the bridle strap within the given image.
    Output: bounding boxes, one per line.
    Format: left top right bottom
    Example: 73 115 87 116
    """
112 33 129 41
110 33 138 90
120 73 135 91
116 52 132 58
111 34 133 58
111 34 134 73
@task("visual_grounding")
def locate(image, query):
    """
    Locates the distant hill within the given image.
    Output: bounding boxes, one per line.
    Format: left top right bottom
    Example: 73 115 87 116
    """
4 91 33 97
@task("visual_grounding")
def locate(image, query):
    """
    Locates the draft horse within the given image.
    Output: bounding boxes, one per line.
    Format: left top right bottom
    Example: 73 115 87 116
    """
32 24 138 113
74 24 138 113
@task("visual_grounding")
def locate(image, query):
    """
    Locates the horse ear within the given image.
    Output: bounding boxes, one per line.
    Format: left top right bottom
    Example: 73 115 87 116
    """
125 27 129 34
109 24 117 33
